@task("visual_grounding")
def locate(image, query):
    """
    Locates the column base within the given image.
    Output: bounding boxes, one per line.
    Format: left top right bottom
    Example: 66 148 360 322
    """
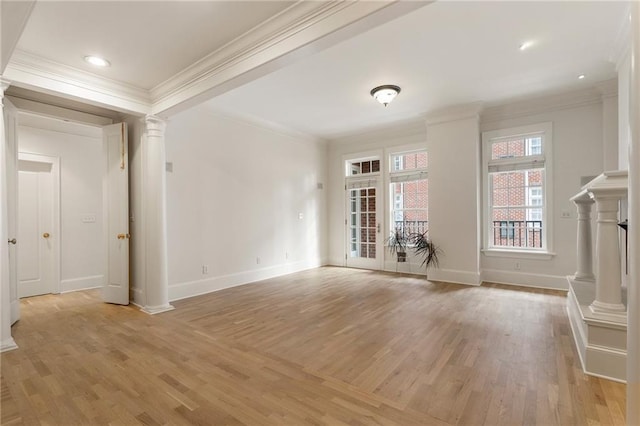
1 337 18 353
590 300 627 320
140 304 175 315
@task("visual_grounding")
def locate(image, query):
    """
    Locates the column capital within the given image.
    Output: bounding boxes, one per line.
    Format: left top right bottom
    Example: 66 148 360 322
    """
570 189 594 204
143 115 167 138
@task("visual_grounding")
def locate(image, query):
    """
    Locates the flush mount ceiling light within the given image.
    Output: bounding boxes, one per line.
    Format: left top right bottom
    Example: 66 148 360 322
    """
370 85 401 107
84 55 110 67
578 74 586 80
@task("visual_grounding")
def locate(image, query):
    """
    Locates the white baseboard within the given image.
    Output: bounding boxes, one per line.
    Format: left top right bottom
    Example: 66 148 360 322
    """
169 258 324 302
428 268 481 286
481 269 567 290
328 257 345 267
383 261 427 275
0 337 18 352
60 275 103 293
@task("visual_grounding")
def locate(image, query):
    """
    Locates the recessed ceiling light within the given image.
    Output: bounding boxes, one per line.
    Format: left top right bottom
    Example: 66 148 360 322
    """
84 55 110 67
519 41 534 51
578 74 586 80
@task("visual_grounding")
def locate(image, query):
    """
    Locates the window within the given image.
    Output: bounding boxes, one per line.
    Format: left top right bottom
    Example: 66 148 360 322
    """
347 159 380 176
483 123 552 252
389 150 428 235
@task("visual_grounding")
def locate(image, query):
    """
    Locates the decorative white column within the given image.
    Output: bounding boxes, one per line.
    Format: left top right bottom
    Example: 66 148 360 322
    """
571 190 595 281
589 188 627 316
0 78 18 352
628 2 640 422
140 115 174 314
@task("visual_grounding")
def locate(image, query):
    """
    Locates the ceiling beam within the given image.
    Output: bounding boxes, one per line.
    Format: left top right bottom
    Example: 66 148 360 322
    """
151 0 430 116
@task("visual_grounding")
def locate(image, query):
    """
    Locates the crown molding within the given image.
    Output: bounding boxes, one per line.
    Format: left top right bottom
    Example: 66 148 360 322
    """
595 78 618 99
481 87 604 124
425 102 484 126
4 50 151 115
149 0 410 115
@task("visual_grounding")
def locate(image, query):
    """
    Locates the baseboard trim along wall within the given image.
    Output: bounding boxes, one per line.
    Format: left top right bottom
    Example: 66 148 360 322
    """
481 269 568 291
61 275 103 293
428 268 482 286
169 258 326 302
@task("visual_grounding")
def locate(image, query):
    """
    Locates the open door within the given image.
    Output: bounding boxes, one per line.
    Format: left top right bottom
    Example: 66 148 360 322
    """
4 98 20 324
102 123 129 305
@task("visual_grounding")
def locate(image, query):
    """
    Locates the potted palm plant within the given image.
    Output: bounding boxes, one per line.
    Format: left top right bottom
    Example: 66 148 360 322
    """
386 227 408 262
409 230 441 271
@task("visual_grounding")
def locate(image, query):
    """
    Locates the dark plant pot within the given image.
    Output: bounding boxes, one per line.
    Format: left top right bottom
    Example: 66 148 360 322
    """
397 252 407 263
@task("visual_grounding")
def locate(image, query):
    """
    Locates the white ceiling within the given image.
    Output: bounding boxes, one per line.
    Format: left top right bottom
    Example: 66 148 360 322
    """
15 1 292 90
5 1 630 138
204 1 629 139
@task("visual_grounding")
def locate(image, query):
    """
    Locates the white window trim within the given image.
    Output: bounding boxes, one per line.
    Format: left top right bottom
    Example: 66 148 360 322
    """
481 122 554 257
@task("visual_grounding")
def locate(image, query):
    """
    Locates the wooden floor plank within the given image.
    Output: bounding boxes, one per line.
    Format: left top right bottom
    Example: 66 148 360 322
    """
1 267 626 425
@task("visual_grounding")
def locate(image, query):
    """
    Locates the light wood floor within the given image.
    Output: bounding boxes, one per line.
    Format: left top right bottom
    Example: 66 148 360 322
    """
1 267 626 425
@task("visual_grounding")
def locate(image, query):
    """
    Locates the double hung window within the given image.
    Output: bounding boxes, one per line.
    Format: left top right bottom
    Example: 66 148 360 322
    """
483 123 552 252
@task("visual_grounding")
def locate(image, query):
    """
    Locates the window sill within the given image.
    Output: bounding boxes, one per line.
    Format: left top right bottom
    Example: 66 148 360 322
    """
481 249 556 260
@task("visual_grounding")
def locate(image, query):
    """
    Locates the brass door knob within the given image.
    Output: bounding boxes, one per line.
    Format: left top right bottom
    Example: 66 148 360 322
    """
8 238 16 244
117 233 131 240
43 233 50 239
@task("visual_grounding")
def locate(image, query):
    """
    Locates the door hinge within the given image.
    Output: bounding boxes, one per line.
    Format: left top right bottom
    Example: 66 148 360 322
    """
345 184 347 190
345 219 347 226
345 253 347 260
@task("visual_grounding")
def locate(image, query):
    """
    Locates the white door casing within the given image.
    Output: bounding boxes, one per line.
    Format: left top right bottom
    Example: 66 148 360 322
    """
103 122 129 305
17 154 60 298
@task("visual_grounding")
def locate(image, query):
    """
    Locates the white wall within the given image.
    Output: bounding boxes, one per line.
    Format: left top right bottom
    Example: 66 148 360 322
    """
327 90 608 290
619 52 631 170
426 112 482 285
164 106 328 301
17 114 104 292
481 99 605 289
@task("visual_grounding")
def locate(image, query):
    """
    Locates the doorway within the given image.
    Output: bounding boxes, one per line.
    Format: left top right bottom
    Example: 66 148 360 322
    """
17 153 60 298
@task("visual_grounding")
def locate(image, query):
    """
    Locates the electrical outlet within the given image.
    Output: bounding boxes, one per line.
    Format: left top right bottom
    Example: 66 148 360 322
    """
515 262 521 270
202 265 208 274
561 210 572 219
256 257 260 265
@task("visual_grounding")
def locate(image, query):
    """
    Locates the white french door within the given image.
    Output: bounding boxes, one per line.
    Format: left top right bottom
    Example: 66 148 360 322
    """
345 179 383 270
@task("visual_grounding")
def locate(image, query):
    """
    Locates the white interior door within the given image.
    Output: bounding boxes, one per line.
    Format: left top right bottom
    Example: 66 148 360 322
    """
103 123 129 305
345 179 383 270
17 158 56 298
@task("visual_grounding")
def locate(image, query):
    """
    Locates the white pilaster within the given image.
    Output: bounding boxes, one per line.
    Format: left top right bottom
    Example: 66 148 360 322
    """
628 1 640 422
571 190 595 281
0 77 18 352
589 189 626 316
140 115 173 315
